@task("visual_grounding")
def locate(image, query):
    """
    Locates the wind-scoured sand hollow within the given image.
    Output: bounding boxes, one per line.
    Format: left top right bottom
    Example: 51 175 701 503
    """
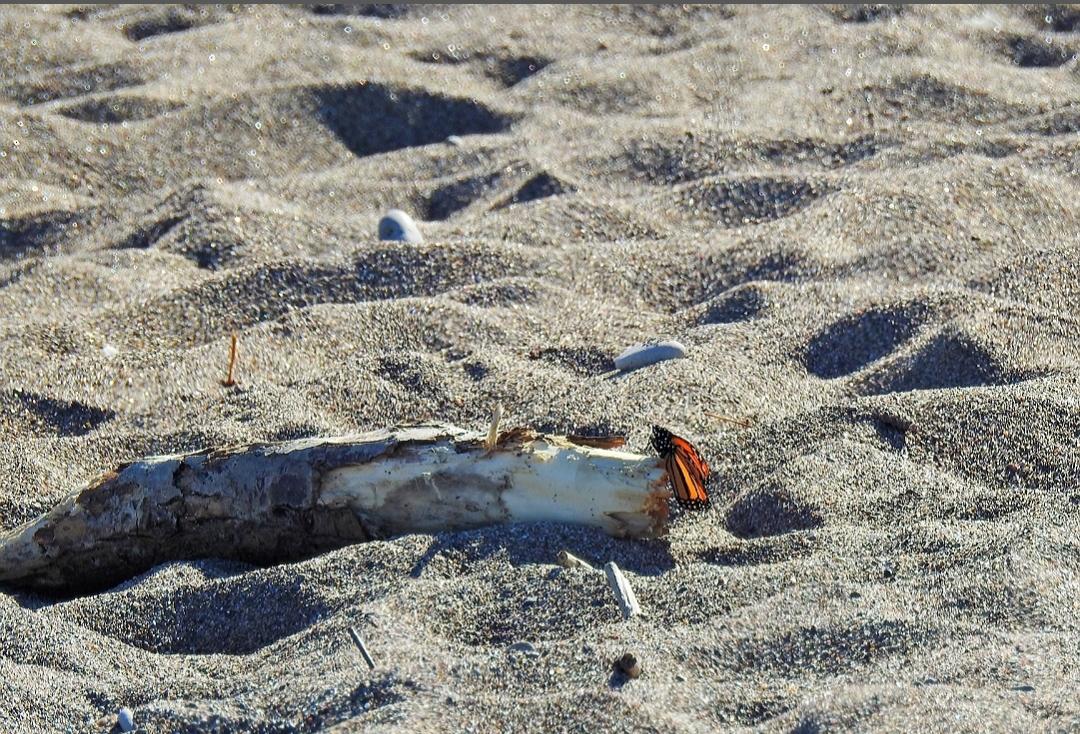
1 4 1079 733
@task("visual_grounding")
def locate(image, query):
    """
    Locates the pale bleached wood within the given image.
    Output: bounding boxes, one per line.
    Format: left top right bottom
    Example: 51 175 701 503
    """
0 424 669 594
484 403 503 451
556 550 597 573
604 561 643 620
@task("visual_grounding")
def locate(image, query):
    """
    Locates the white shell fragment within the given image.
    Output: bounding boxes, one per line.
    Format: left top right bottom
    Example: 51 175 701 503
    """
509 641 540 658
378 209 423 243
446 134 464 146
614 340 687 372
118 708 135 732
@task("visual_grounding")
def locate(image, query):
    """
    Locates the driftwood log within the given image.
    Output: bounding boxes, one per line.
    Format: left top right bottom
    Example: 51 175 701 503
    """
0 424 670 594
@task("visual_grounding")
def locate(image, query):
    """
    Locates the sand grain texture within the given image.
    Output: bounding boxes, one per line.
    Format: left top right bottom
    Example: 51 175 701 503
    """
1 4 1078 733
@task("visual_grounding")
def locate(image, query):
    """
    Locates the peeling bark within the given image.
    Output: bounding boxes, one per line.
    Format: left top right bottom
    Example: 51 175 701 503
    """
0 424 670 594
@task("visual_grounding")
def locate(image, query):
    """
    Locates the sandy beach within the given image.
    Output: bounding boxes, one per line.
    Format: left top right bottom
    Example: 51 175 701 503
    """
1 4 1079 732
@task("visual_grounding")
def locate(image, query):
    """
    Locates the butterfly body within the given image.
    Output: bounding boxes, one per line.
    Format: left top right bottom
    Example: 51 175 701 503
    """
651 425 711 510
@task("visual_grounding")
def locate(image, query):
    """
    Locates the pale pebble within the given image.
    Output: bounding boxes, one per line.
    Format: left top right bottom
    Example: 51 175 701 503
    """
378 209 423 244
446 135 464 146
118 708 135 732
613 340 687 372
509 641 540 658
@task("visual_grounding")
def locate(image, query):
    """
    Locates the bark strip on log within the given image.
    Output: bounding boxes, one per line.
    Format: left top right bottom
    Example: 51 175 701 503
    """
0 424 670 594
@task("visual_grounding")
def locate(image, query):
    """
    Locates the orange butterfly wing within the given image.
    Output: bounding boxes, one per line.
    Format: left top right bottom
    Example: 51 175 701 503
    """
664 453 709 508
651 425 712 510
670 435 711 484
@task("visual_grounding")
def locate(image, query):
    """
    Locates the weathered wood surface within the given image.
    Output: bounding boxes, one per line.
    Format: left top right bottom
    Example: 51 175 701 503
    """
0 424 670 594
604 561 644 621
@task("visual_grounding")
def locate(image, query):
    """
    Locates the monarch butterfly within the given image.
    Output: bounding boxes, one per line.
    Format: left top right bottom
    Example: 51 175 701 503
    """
651 425 711 510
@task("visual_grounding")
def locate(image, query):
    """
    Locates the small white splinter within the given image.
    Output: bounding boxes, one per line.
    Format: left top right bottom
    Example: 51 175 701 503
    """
604 561 643 620
485 403 503 451
348 627 376 670
557 550 597 573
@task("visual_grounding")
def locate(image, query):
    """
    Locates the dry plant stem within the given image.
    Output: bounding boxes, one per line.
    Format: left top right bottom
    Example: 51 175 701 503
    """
0 424 670 594
222 333 239 387
704 411 750 428
604 561 643 620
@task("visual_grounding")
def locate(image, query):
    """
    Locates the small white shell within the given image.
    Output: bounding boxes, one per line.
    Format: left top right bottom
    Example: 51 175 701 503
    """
613 340 687 372
118 708 135 732
378 209 423 244
446 135 464 146
509 641 540 658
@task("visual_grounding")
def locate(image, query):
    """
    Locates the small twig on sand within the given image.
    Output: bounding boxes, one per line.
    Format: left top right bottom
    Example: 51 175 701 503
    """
604 561 642 620
222 333 239 387
704 411 750 428
485 403 503 451
557 550 597 572
348 627 376 670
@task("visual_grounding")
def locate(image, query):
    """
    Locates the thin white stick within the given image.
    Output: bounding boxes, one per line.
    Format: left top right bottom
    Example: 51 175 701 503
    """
557 550 597 572
348 627 376 670
604 561 642 620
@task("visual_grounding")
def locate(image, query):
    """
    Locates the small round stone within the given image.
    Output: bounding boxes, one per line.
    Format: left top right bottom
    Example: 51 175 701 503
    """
378 209 423 244
118 707 135 732
446 135 464 146
617 652 641 678
613 340 687 372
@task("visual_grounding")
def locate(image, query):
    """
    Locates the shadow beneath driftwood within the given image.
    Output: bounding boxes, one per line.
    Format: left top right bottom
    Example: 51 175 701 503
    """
42 559 332 655
408 522 675 579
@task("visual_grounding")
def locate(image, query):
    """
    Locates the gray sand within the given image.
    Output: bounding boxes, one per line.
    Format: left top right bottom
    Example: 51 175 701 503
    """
1 4 1079 732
